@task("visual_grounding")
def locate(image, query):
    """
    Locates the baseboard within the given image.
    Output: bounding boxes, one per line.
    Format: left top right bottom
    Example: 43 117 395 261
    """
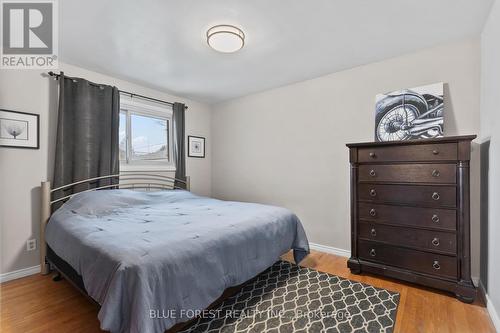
472 276 479 287
0 265 40 283
487 297 499 332
309 243 351 258
479 281 500 332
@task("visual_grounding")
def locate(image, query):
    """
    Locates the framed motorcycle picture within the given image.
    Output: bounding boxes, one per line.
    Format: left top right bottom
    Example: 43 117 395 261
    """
374 82 444 142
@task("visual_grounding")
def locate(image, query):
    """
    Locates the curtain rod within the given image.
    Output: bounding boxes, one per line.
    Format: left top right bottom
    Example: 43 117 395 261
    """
47 71 187 109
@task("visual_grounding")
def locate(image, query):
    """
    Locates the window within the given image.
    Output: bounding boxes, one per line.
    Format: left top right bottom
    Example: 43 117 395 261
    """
119 95 174 170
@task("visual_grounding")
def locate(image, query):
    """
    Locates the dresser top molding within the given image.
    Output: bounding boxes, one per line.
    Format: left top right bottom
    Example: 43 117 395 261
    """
346 135 477 148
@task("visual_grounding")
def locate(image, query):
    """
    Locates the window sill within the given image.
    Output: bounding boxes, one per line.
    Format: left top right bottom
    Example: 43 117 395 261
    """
120 163 176 173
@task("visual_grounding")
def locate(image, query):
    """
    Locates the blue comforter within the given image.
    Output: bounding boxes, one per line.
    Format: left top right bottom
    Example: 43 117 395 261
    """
45 189 309 333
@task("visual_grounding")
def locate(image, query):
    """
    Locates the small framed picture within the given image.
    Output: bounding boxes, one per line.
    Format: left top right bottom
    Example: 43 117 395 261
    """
188 135 205 158
0 109 39 149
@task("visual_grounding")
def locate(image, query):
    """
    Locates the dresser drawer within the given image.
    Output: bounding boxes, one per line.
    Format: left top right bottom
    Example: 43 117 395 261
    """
358 184 456 207
358 143 457 163
358 240 457 279
358 202 456 231
358 222 456 254
358 164 456 183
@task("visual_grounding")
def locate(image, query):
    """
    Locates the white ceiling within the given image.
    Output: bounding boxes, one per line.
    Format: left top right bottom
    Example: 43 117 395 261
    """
60 0 494 104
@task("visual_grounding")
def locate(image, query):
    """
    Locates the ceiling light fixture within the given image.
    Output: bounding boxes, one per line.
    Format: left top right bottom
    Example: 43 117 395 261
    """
206 25 245 53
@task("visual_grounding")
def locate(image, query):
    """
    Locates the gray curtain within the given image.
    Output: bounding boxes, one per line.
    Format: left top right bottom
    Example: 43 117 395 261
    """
53 72 120 200
172 102 186 189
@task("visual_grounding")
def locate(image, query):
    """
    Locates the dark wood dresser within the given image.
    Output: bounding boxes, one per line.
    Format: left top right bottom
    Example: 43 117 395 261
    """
346 135 476 302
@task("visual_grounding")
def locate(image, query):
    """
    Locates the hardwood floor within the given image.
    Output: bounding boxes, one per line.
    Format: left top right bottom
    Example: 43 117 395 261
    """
1 251 495 333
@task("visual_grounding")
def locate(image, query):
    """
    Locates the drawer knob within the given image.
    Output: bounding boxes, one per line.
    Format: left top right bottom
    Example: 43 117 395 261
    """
432 237 440 246
432 214 440 223
432 150 439 155
432 192 440 201
369 209 377 217
432 170 440 177
370 249 376 257
369 169 376 177
371 228 377 236
369 152 376 158
432 260 441 270
370 189 377 197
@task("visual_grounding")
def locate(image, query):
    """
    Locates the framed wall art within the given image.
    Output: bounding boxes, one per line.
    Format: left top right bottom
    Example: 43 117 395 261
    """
188 135 205 158
0 109 40 149
375 82 444 142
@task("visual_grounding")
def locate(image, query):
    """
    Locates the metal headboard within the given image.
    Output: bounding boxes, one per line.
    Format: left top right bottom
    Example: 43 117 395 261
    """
39 174 190 275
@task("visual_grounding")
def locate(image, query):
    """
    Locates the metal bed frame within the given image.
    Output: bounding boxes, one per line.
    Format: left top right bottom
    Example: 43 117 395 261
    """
39 174 190 275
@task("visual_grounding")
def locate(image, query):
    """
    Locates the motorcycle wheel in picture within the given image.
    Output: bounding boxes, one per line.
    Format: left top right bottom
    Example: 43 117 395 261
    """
375 92 428 142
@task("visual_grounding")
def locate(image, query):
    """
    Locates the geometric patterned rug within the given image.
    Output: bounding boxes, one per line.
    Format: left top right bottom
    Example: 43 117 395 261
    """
179 260 400 333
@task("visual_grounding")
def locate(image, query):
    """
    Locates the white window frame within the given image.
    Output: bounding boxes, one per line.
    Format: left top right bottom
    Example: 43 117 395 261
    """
119 95 175 172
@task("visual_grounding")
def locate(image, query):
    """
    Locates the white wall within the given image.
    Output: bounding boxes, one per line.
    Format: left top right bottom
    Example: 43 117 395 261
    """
212 39 481 278
0 38 486 285
0 63 212 274
480 0 500 329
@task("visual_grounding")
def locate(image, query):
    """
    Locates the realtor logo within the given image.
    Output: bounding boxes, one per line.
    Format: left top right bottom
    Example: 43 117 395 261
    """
1 0 58 69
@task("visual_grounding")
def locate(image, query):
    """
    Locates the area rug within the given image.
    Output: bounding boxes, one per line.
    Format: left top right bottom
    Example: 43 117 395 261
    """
180 260 400 333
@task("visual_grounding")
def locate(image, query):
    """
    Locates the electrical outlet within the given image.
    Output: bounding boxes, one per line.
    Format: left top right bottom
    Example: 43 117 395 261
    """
26 239 36 251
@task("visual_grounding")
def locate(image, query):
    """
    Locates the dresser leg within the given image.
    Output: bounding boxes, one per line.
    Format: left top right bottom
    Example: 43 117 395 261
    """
347 258 361 274
455 294 474 304
350 268 361 275
455 280 476 303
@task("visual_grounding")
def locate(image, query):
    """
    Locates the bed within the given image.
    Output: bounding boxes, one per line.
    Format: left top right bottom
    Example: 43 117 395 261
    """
39 175 309 333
